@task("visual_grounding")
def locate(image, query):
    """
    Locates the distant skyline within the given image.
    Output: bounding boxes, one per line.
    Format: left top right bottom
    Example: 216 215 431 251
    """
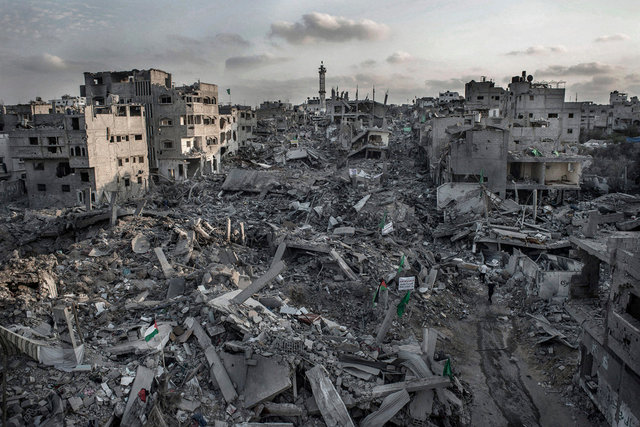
1 0 639 105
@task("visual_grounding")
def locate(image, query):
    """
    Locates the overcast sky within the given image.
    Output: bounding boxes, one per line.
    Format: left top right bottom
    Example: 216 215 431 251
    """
1 0 639 106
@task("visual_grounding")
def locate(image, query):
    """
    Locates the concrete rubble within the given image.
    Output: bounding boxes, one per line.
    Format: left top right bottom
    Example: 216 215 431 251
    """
1 68 639 427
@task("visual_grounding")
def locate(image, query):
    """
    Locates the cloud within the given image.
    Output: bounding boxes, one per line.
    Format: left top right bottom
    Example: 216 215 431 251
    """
268 12 390 44
506 45 567 56
536 62 615 76
10 53 102 74
225 53 291 70
214 33 251 47
594 33 630 43
387 51 414 64
424 76 475 93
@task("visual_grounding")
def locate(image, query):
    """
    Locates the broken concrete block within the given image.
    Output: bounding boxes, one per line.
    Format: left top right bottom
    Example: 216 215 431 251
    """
166 277 186 299
244 355 292 408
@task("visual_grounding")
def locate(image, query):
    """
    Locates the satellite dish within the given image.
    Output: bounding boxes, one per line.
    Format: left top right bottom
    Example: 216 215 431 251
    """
527 75 533 82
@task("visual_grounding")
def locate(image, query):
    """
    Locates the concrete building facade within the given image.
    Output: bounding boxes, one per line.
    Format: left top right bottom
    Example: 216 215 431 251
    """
81 69 224 181
6 104 148 208
575 234 640 427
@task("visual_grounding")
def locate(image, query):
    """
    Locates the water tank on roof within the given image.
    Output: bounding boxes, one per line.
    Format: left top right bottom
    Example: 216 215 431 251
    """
527 75 533 82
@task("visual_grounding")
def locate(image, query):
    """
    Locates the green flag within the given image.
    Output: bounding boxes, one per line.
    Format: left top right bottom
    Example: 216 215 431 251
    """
396 291 411 317
226 88 231 95
443 358 452 379
480 169 484 184
397 255 405 273
378 211 387 229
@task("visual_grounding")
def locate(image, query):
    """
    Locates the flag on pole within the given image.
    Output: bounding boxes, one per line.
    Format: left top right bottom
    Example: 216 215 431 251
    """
397 255 405 273
144 320 159 342
226 88 231 95
396 290 411 317
372 279 387 307
443 358 453 379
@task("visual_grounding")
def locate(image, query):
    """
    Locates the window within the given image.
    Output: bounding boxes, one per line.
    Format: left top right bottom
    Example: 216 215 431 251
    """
477 96 484 100
124 135 129 141
135 134 143 140
548 113 558 118
568 113 574 118
110 136 115 142
37 184 46 191
81 172 89 182
163 141 174 149
137 177 142 184
627 293 640 322
495 96 500 100
56 162 72 178
124 178 130 187
116 136 122 142
34 162 44 170
71 117 80 130
75 147 81 156
130 106 141 116
62 185 70 192
160 118 173 126
138 156 144 163
529 113 533 118
567 128 573 134
132 157 136 163
125 157 129 163
29 137 38 145
48 137 58 145
529 95 534 101
186 140 191 148
118 158 123 167
159 95 172 104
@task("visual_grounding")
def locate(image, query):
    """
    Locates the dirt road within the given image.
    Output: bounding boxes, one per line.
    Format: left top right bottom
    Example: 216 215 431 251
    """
448 280 602 427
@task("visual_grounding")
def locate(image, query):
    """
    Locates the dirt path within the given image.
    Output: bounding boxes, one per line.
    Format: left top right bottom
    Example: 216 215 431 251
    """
448 281 600 427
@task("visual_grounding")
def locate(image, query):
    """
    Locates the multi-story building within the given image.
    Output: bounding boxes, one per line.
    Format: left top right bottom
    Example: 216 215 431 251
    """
581 102 611 132
506 71 581 143
464 78 506 116
439 91 461 104
218 105 239 155
81 69 224 181
572 233 640 426
5 103 148 208
235 106 256 150
51 95 86 113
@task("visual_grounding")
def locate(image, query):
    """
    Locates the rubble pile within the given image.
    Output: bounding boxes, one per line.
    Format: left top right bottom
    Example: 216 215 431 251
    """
0 130 481 426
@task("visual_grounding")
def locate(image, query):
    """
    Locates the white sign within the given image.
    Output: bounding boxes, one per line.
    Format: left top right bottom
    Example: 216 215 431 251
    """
349 168 358 176
398 276 415 291
381 221 394 235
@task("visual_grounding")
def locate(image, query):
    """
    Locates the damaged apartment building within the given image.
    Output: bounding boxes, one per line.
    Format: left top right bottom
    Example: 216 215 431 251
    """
570 229 640 426
82 69 228 181
3 101 148 208
422 71 589 204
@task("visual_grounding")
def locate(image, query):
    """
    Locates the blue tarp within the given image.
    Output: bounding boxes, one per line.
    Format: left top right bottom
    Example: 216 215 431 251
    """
626 136 640 143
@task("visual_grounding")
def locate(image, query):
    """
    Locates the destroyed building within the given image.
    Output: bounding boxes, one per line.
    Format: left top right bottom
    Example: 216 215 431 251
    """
233 106 257 150
571 230 640 426
5 103 148 208
218 105 239 156
82 69 225 180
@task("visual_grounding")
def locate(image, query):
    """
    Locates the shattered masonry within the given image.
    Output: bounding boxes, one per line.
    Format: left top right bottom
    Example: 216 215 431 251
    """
0 65 638 427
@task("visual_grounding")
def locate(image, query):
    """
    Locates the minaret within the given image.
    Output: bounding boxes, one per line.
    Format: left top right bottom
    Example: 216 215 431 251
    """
318 61 326 111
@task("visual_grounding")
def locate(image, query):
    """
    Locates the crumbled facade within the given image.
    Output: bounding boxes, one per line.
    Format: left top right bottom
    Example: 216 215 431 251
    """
82 69 224 181
6 103 148 208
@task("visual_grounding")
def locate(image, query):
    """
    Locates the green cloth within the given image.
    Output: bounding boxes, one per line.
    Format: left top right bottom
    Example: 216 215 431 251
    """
397 255 405 273
443 358 452 378
226 88 231 95
378 211 387 229
397 291 411 317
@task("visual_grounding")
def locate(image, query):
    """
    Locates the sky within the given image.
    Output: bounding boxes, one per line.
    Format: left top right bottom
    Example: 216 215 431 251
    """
1 0 639 106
